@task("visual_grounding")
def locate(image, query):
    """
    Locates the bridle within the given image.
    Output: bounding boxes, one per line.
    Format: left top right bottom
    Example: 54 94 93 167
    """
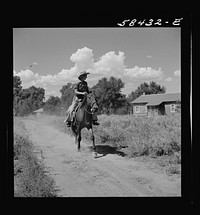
81 93 98 115
84 101 97 115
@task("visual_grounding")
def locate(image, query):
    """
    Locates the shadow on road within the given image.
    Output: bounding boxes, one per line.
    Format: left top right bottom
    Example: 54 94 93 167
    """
88 144 126 158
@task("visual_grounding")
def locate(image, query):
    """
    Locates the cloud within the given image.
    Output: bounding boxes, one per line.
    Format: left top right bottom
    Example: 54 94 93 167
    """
14 69 40 82
14 47 165 96
174 70 181 77
70 47 94 73
165 77 173 82
124 66 163 79
93 51 125 77
32 62 39 65
147 55 153 58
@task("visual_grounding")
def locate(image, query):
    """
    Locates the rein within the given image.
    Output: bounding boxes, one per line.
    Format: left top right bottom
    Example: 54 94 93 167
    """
84 101 97 115
77 93 97 115
84 107 93 115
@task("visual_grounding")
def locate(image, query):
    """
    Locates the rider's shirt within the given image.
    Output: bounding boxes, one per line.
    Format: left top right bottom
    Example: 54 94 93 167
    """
74 81 90 99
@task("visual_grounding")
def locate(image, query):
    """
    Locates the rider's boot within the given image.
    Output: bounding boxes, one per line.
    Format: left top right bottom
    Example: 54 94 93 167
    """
92 120 100 125
66 121 71 127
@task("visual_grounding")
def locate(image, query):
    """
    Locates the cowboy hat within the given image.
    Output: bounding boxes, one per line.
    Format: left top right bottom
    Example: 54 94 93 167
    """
78 71 90 80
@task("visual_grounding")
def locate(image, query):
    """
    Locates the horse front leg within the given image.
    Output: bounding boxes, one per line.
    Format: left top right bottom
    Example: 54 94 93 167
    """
77 129 81 152
90 127 97 158
75 134 78 145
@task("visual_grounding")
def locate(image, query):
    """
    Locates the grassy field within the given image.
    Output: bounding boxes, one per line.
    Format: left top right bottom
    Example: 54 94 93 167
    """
95 114 181 175
14 117 59 197
52 113 181 175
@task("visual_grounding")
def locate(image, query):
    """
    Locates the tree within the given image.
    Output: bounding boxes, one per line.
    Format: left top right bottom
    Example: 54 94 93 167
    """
13 75 22 97
25 86 45 111
13 82 45 116
43 96 61 114
128 81 166 102
149 81 166 94
13 76 23 115
60 83 75 110
92 76 127 114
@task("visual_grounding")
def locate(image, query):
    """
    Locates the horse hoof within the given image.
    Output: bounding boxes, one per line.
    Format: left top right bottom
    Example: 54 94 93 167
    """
77 148 81 152
92 152 98 158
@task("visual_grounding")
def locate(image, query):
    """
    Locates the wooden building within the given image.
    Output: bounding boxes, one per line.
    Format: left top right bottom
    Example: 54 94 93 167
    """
131 93 181 116
33 108 43 117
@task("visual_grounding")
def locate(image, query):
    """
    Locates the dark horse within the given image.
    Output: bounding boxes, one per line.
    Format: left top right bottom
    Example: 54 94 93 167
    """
70 92 98 158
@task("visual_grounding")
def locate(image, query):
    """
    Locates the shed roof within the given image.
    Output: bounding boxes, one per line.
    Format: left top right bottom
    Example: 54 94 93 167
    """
131 93 181 106
33 108 43 113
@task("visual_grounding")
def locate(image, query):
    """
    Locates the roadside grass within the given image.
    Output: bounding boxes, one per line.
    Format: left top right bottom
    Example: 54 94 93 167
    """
45 113 181 176
94 114 181 175
14 117 59 197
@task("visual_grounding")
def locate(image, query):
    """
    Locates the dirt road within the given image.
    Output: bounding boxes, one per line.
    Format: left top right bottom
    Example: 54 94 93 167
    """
23 116 181 197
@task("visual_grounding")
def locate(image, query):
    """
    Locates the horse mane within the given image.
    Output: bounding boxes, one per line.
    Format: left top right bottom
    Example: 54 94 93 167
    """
87 93 96 105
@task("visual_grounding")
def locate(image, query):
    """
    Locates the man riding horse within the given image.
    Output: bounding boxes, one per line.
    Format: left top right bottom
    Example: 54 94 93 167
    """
64 71 100 127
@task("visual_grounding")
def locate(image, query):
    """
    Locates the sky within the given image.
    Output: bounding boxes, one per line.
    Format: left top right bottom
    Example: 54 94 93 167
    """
13 28 181 100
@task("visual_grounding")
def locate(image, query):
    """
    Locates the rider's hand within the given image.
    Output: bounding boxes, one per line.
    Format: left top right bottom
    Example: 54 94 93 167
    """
83 92 88 95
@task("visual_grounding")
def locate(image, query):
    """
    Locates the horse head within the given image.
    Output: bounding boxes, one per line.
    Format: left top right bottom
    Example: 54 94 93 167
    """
87 92 98 113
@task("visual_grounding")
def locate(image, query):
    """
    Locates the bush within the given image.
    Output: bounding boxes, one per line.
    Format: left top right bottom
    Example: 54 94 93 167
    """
14 133 33 160
166 164 181 175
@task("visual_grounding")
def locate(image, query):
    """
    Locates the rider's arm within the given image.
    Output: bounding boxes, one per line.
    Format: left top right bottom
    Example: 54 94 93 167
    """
74 82 85 96
74 89 86 95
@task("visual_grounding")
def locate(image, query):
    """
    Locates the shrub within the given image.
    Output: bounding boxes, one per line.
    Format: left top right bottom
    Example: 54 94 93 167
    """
166 164 181 175
14 133 33 160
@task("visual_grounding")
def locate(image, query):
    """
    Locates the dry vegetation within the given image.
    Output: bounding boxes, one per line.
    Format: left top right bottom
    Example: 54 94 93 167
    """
14 117 59 197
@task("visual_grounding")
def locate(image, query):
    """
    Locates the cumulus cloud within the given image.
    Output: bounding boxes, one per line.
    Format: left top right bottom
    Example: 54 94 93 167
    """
14 69 40 82
174 70 181 77
124 66 163 79
165 77 173 82
14 47 165 94
70 47 94 73
93 51 125 77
